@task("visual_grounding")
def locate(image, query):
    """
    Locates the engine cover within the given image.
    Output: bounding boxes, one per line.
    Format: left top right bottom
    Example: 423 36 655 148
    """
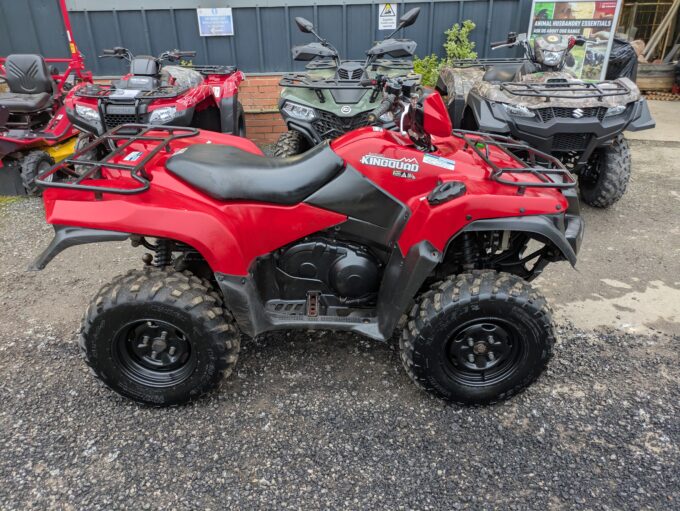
277 239 380 300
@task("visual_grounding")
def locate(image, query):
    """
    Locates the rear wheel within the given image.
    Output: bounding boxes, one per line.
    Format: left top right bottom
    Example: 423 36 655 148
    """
578 134 631 208
273 130 309 157
20 150 54 196
79 268 240 406
400 271 555 405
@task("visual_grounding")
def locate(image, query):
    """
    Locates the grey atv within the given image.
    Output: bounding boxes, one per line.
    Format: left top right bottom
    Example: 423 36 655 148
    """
438 32 655 208
273 8 422 157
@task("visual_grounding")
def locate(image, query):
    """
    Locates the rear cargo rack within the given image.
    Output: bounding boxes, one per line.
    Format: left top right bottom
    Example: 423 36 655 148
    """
36 124 199 196
500 79 630 102
452 130 576 192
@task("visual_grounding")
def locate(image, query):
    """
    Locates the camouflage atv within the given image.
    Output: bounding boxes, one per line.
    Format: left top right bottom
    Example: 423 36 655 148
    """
437 32 655 208
273 8 422 157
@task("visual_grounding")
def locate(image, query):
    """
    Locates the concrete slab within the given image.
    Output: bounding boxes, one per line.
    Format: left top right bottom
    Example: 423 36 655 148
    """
626 100 680 143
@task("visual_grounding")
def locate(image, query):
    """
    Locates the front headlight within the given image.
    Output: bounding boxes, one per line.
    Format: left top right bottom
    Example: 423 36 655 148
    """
149 107 177 124
542 51 562 67
75 104 99 123
503 104 535 118
282 101 315 121
604 105 626 117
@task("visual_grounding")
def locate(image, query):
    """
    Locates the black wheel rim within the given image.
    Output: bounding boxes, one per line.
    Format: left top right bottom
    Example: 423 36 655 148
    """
113 319 197 388
445 318 525 387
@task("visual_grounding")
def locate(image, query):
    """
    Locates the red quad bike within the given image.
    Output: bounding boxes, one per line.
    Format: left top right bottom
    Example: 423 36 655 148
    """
33 77 584 406
66 46 245 156
0 4 93 195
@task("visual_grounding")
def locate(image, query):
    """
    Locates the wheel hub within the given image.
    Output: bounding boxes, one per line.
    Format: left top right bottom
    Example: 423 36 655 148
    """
448 322 512 371
121 320 191 375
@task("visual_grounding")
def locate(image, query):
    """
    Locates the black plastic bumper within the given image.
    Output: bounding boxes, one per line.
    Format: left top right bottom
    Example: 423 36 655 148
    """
470 95 654 162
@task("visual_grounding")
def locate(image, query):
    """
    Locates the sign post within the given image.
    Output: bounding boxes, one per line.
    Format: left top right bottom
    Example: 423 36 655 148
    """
378 3 397 31
528 0 623 80
197 7 234 37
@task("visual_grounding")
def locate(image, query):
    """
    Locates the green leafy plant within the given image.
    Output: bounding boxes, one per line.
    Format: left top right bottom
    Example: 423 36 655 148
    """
413 20 477 86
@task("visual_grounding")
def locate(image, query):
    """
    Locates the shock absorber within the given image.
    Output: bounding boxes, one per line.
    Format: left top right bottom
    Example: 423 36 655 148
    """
460 233 478 270
153 239 173 268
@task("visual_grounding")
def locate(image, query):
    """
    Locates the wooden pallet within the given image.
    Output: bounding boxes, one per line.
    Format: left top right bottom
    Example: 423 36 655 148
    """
644 91 680 101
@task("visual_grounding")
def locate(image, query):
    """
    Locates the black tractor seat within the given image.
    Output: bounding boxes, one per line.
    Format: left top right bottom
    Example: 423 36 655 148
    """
0 92 52 112
0 54 56 113
166 142 345 204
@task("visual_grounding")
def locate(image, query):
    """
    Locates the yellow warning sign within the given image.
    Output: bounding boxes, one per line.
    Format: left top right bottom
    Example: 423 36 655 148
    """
379 3 397 30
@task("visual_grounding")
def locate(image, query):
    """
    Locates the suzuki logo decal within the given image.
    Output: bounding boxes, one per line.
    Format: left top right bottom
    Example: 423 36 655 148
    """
572 108 584 118
340 106 352 115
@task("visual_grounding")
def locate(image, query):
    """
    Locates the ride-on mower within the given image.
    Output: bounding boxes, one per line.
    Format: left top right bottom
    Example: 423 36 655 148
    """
438 32 655 208
67 47 245 146
273 8 422 156
33 77 583 407
0 0 93 195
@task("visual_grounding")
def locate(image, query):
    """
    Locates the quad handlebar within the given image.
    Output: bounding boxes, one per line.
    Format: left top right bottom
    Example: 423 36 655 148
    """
99 47 196 63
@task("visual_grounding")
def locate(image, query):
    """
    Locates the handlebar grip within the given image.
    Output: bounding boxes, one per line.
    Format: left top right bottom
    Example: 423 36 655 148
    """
179 51 197 57
101 49 115 55
368 96 395 122
360 77 376 87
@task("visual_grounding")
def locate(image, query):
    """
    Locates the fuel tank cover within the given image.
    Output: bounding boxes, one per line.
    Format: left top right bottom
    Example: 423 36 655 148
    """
427 181 466 206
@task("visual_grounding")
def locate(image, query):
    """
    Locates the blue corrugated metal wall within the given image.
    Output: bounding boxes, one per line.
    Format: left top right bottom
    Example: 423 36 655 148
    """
0 0 532 75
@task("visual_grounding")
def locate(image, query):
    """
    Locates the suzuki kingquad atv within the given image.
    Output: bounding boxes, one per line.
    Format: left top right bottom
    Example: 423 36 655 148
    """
438 32 655 208
33 77 583 407
273 8 422 156
0 0 93 195
66 47 245 154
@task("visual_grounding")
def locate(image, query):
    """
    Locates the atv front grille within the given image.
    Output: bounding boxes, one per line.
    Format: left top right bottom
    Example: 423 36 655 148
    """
536 106 606 123
104 113 139 130
552 133 593 152
337 68 364 80
312 111 372 140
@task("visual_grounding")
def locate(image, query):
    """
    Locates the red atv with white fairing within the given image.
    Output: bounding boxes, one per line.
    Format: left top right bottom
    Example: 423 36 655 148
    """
66 47 245 143
33 77 583 407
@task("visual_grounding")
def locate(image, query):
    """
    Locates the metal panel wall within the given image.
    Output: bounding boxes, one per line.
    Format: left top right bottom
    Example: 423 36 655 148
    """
0 0 532 75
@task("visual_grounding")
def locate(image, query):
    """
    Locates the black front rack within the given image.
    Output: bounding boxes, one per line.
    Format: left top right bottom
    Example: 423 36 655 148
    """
280 72 373 90
36 124 199 196
452 129 576 192
75 83 186 99
449 58 527 69
189 64 237 76
500 80 631 101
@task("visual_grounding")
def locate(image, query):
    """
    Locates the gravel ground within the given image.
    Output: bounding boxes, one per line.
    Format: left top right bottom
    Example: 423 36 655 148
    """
0 198 678 510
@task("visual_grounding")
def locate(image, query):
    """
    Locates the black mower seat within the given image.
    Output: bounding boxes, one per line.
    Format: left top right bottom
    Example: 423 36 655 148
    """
166 142 345 204
0 92 52 112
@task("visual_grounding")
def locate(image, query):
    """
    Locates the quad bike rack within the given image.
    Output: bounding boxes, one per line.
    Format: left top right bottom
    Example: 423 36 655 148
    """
190 64 237 75
449 58 528 69
75 83 185 100
499 80 631 102
35 124 199 196
452 129 576 193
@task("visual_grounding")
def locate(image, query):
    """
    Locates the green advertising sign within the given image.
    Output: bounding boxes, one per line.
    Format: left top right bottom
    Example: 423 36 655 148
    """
528 0 623 80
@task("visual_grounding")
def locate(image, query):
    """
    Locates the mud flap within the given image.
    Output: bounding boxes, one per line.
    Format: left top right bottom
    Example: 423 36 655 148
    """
626 99 655 131
29 225 130 271
219 95 239 134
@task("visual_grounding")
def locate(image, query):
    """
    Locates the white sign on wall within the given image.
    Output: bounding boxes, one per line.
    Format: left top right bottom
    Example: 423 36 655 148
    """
378 3 397 31
197 7 234 37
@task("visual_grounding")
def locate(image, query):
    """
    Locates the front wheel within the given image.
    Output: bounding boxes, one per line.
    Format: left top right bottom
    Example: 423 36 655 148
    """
400 271 555 405
79 268 240 406
578 134 631 208
20 151 54 196
272 130 309 157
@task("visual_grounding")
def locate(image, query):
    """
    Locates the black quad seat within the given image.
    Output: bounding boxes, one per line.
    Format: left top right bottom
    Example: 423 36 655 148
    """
166 142 345 204
483 63 524 83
